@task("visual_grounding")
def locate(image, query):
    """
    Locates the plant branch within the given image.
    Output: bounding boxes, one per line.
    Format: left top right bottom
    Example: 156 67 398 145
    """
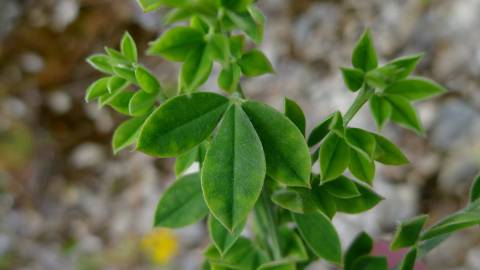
343 85 375 125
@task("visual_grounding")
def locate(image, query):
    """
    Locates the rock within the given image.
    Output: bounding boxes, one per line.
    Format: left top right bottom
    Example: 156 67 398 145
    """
20 52 44 74
47 91 71 114
51 0 79 32
70 143 106 169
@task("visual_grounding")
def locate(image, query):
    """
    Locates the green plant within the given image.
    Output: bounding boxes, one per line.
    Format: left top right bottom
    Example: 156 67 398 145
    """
85 1 480 269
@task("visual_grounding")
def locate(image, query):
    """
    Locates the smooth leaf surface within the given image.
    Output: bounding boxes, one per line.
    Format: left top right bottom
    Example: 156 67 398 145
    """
319 133 351 183
218 64 241 93
180 45 213 92
128 90 157 116
202 105 266 230
345 127 376 157
352 30 377 71
204 237 265 270
121 32 137 62
108 75 128 94
242 101 311 187
108 91 134 115
372 133 409 165
154 173 209 228
344 232 373 270
469 174 480 203
284 97 306 135
348 149 375 184
293 211 342 264
334 180 383 214
135 66 161 94
258 261 295 270
278 227 309 262
385 95 423 134
112 114 148 153
175 145 198 176
391 215 428 250
85 77 109 102
238 49 273 77
365 54 422 88
351 256 388 270
323 176 360 199
341 67 364 92
307 114 334 147
138 92 229 157
208 214 246 255
369 95 392 130
87 54 113 73
384 78 446 101
399 247 417 270
148 26 204 61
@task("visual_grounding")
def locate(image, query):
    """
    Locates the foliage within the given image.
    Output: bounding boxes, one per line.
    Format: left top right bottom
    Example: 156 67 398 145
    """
85 1 479 269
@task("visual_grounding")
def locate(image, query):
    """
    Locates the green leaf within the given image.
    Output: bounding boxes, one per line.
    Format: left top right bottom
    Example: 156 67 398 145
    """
258 261 296 270
351 256 388 270
293 211 342 264
341 67 365 92
225 11 263 44
372 133 409 165
238 49 273 77
323 176 360 199
138 92 229 157
221 0 253 11
384 77 447 101
129 90 157 116
137 0 185 12
154 173 209 228
148 26 205 61
121 32 137 62
349 149 375 184
334 180 383 214
108 91 135 115
469 174 480 203
218 64 241 93
202 105 266 230
112 114 148 154
180 45 213 92
190 15 209 33
271 189 317 214
229 35 244 58
105 47 128 63
310 184 337 218
85 77 110 102
385 94 423 134
242 101 311 187
329 111 345 137
284 97 306 136
175 146 198 176
319 133 351 183
278 227 309 261
112 65 137 82
87 54 113 73
307 114 334 147
399 248 418 270
107 75 128 93
352 29 378 71
208 215 246 255
247 5 266 25
345 128 376 157
207 34 230 64
205 237 266 270
135 66 161 94
344 232 373 270
391 215 428 250
365 54 423 88
369 95 392 130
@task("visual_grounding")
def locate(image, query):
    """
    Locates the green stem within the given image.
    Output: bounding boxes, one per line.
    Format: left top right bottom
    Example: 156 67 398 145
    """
261 189 282 260
343 85 375 125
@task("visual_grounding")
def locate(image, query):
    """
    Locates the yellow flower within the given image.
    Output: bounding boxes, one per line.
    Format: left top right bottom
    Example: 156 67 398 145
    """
141 228 179 265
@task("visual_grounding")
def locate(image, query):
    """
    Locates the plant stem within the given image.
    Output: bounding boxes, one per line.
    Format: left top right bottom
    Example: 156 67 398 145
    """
343 85 375 125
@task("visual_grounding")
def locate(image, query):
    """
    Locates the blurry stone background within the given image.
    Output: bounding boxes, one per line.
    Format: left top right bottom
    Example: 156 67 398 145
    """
1 0 480 269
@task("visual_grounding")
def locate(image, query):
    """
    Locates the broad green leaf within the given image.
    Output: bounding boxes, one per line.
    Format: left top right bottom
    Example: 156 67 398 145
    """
384 94 423 134
138 92 229 157
344 232 373 270
349 149 375 184
369 95 392 130
372 133 409 165
204 237 266 270
469 174 480 203
293 211 342 264
278 228 308 261
345 128 376 157
218 64 241 93
208 215 246 255
310 178 337 218
107 75 128 93
238 49 273 77
135 66 161 94
208 34 230 64
121 32 137 62
257 261 295 270
352 29 378 71
384 77 446 101
128 90 157 116
334 180 383 214
242 101 311 187
329 111 345 137
319 133 351 183
284 97 306 135
421 200 480 240
341 67 364 92
148 26 204 61
107 91 134 115
229 35 244 58
87 54 113 73
202 105 266 230
180 45 213 92
154 173 209 228
365 54 423 88
113 65 137 82
112 114 148 153
323 176 360 199
85 77 109 102
226 11 263 44
391 215 428 250
351 256 388 270
307 114 334 147
399 247 417 270
175 146 198 176
271 189 317 214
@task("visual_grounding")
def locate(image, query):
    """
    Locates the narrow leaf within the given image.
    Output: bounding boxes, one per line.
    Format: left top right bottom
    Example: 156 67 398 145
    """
352 29 378 71
121 32 137 62
284 97 306 135
384 77 446 101
307 113 334 147
399 247 418 270
469 174 480 203
391 215 428 250
319 133 351 183
372 133 409 165
112 114 148 153
385 94 423 134
85 77 109 102
341 67 365 92
135 66 161 94
87 54 113 73
369 95 392 130
323 176 361 199
180 45 213 92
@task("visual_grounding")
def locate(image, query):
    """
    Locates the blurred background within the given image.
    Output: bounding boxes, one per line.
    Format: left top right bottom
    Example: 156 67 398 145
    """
1 0 480 269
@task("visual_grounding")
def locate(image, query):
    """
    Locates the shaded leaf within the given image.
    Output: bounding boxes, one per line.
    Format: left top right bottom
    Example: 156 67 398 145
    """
399 247 418 270
345 127 376 157
135 66 161 94
391 215 428 250
384 77 446 101
307 114 334 147
208 214 246 255
180 45 213 92
334 180 383 214
372 133 409 165
319 133 351 183
348 150 375 184
323 176 360 199
351 256 388 270
175 145 198 176
469 174 480 203
344 232 373 270
352 29 377 71
385 94 423 134
284 97 306 135
218 64 241 93
112 114 148 153
148 26 204 61
369 95 392 130
341 67 365 92
238 49 273 77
